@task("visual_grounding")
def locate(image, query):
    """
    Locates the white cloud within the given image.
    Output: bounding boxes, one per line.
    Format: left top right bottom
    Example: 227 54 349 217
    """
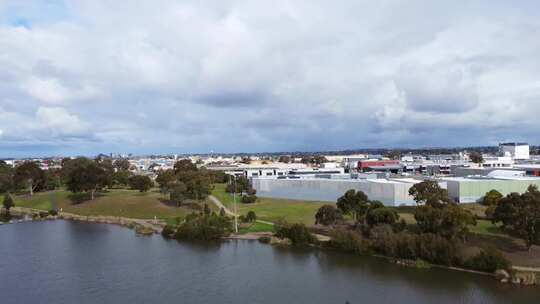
1 0 540 156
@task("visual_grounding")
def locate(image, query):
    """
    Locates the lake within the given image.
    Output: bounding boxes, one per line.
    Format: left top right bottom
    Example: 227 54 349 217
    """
1 221 539 303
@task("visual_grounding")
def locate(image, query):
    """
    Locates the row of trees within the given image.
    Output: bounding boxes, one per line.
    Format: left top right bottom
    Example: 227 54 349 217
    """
225 176 258 204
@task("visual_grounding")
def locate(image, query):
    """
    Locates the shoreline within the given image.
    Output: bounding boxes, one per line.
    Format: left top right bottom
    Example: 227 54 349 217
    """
5 206 539 286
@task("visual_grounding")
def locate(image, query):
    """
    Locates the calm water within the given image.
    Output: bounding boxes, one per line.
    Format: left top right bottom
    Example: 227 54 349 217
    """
1 221 539 304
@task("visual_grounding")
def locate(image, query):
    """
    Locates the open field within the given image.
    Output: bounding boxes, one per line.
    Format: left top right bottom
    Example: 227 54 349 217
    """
212 184 327 225
10 189 199 221
238 221 275 234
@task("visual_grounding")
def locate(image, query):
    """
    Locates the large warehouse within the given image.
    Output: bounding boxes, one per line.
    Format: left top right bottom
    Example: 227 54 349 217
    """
443 176 540 203
252 177 418 206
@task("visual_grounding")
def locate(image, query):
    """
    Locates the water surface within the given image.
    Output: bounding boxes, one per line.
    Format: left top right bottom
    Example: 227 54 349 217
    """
1 221 539 303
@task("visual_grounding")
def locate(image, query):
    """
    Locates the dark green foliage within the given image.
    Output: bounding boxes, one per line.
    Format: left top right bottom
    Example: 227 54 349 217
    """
241 194 257 204
415 204 475 240
327 229 370 254
2 193 14 214
493 185 540 249
0 161 14 193
112 170 132 187
174 213 232 241
14 161 45 195
465 248 511 272
173 159 197 173
128 175 153 192
39 211 49 218
169 182 187 206
225 176 252 194
315 205 343 226
203 203 211 216
482 189 503 206
275 221 316 246
48 209 58 216
176 171 211 201
156 169 176 194
64 157 110 200
161 225 176 238
219 207 226 217
336 189 369 221
258 236 272 244
469 151 484 164
409 180 453 208
245 211 257 222
366 207 399 227
114 159 131 171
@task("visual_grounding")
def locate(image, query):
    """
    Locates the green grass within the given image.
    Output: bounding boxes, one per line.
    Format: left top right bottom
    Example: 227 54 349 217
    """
238 221 275 234
13 189 202 221
469 219 507 237
212 184 327 226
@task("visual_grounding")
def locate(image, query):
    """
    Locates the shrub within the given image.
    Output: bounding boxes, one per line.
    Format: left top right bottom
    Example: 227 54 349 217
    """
39 211 49 218
175 213 232 241
245 211 257 223
275 221 316 246
161 225 176 238
415 233 460 266
465 248 511 272
315 205 343 226
327 228 370 254
366 207 399 227
241 194 257 204
48 210 58 216
258 236 271 244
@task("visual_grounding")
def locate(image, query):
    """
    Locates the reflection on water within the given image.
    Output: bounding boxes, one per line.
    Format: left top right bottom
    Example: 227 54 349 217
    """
1 221 539 304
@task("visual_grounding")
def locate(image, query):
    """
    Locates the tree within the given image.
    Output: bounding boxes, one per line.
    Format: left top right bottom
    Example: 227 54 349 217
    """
469 152 484 164
336 189 369 221
14 161 45 196
156 169 176 194
483 189 503 219
169 182 187 206
114 158 131 171
112 170 132 187
493 185 540 250
0 161 14 193
128 175 153 192
415 203 475 240
2 193 14 215
65 158 109 200
278 155 291 163
245 211 257 222
173 159 197 173
409 180 453 208
315 205 343 226
366 207 399 227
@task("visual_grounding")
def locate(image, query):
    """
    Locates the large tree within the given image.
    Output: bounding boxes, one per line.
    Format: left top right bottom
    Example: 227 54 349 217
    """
65 158 109 200
0 161 14 193
14 161 45 196
469 151 484 164
493 185 540 250
113 158 131 171
173 159 197 174
409 180 453 208
336 189 369 221
128 175 153 192
156 169 176 194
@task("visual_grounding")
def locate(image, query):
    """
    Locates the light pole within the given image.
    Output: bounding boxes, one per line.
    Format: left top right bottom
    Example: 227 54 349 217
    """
233 175 238 233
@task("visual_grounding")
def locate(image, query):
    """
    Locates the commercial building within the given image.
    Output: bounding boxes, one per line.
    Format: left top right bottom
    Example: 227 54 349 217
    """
499 142 529 160
443 176 540 203
252 177 418 206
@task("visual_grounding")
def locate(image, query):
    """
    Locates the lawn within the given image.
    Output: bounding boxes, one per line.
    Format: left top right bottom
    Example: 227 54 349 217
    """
13 189 199 221
212 183 327 226
469 219 507 237
238 221 275 234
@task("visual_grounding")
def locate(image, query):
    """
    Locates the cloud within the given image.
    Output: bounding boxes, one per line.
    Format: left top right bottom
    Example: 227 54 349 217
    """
1 0 540 156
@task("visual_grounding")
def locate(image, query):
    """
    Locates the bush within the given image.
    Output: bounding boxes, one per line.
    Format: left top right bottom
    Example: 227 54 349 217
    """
175 213 232 241
275 221 316 246
366 207 399 227
258 236 271 244
161 225 176 238
315 205 343 226
465 248 511 272
327 228 370 254
48 210 58 216
39 211 49 218
245 211 257 222
241 194 257 204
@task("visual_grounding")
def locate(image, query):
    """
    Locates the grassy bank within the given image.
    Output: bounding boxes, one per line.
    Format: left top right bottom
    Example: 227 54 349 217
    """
212 184 327 225
9 189 198 222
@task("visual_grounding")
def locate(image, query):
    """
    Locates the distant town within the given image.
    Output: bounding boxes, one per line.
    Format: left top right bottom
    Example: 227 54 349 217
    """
3 142 540 207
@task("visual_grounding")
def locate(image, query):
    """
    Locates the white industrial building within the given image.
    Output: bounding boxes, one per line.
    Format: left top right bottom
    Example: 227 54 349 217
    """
499 142 529 160
252 177 418 206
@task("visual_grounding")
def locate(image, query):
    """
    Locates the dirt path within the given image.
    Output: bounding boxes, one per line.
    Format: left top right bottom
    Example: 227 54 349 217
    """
208 195 236 216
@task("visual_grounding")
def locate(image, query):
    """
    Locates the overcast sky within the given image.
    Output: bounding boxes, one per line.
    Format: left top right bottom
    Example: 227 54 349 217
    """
1 1 540 157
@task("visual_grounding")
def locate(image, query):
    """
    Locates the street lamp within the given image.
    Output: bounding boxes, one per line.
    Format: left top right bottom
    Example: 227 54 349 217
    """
232 175 238 233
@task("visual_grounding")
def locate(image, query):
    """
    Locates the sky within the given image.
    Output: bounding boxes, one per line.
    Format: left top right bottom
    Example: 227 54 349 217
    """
1 0 540 157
